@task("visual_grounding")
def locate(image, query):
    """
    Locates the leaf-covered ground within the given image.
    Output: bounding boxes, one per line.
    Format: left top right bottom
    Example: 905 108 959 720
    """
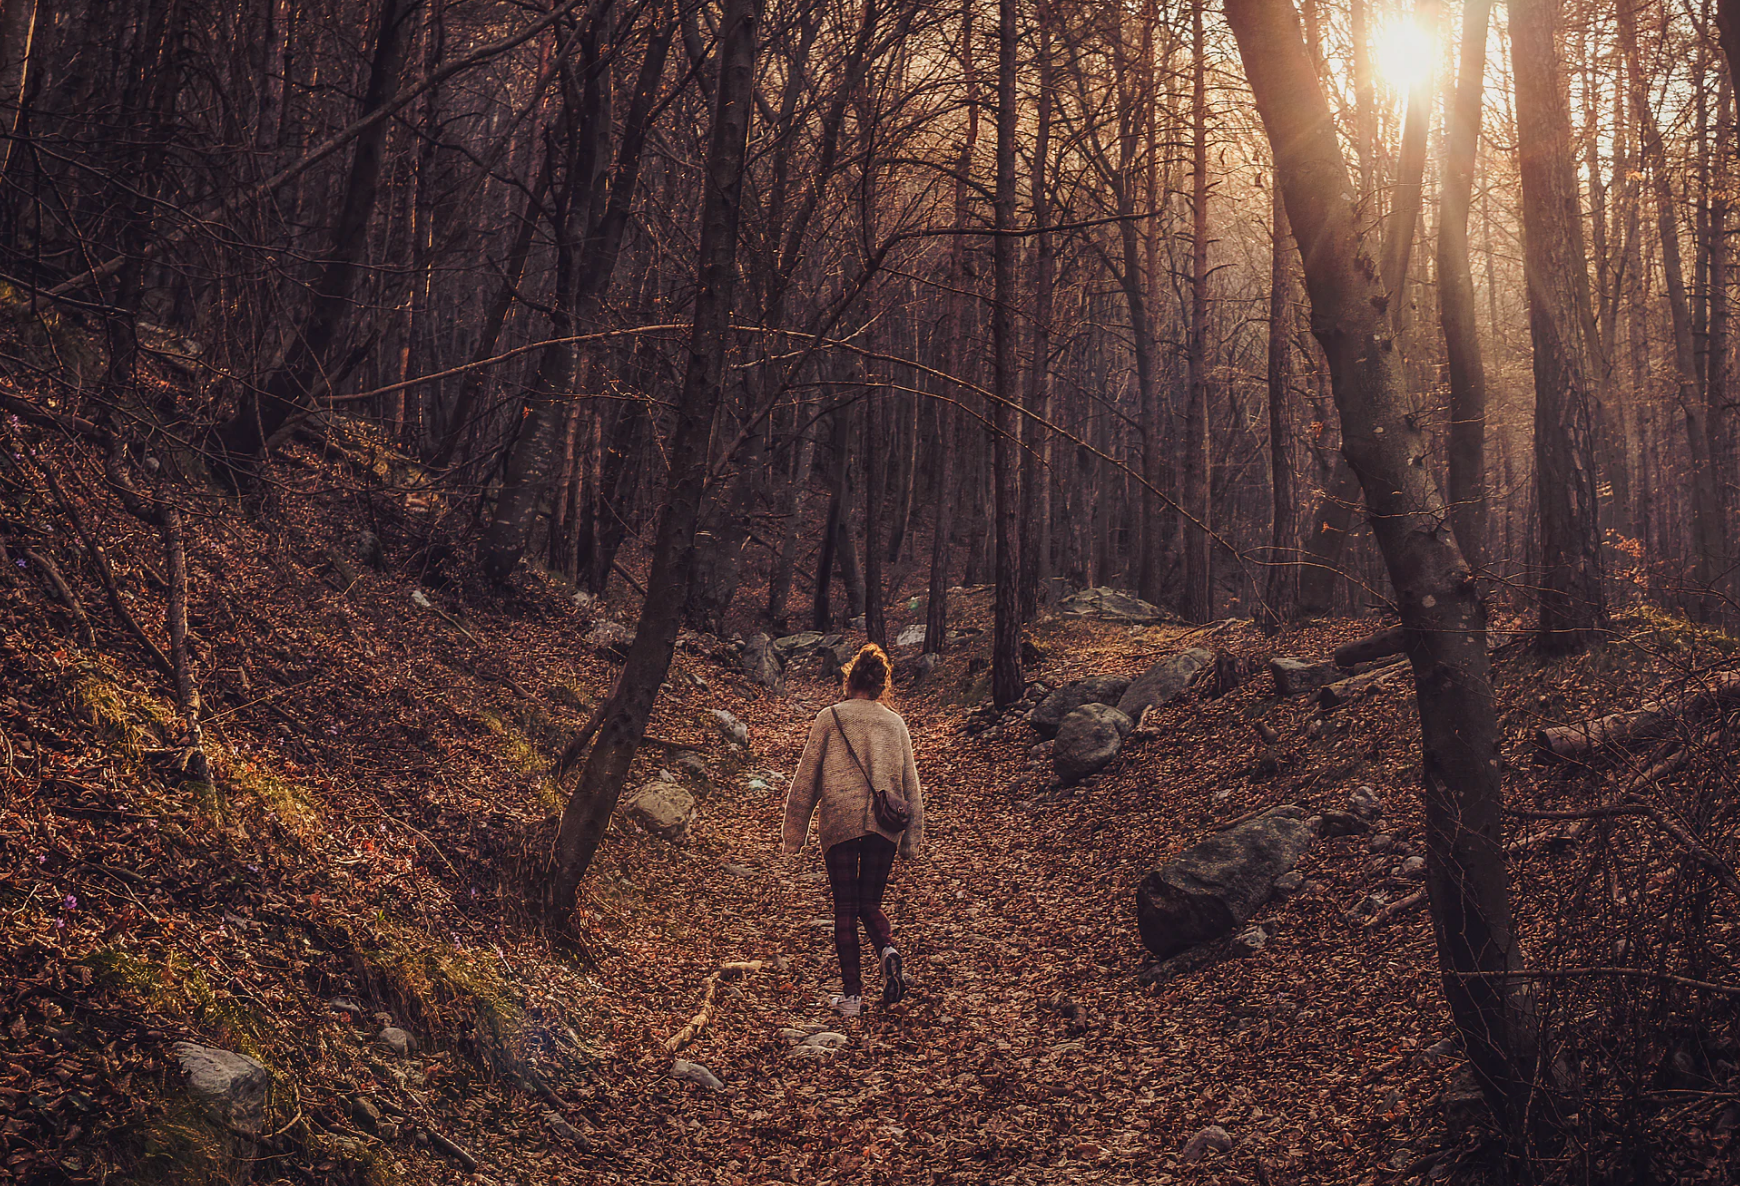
3 445 1737 1185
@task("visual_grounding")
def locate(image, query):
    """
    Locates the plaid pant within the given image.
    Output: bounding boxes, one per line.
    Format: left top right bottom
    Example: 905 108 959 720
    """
824 834 897 997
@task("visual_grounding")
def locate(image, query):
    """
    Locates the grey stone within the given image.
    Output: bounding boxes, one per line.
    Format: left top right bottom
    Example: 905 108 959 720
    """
544 1110 589 1144
1413 1037 1460 1068
1400 856 1427 879
1229 923 1274 957
1269 656 1341 696
329 998 364 1017
802 1031 849 1050
1028 677 1133 738
709 708 749 747
625 780 695 841
1179 1125 1234 1164
1368 834 1395 854
1052 703 1133 783
1318 810 1371 839
350 1095 383 1129
376 1026 416 1056
777 1027 809 1045
741 633 783 691
1349 784 1384 821
724 864 756 878
896 652 939 683
1136 806 1316 960
673 750 708 782
171 1043 271 1136
672 1059 725 1090
895 624 927 648
1273 871 1305 895
773 631 824 659
589 619 637 661
1117 648 1214 721
1058 586 1172 625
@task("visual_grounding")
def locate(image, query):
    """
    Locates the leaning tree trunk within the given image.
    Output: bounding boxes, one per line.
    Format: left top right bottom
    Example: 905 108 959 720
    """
1514 0 1606 653
1224 0 1532 1132
1439 0 1492 566
546 0 761 926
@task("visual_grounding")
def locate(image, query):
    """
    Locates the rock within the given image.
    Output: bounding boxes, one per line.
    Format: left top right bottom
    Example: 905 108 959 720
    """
1135 805 1316 960
724 864 756 878
1400 856 1427 879
571 589 593 612
356 530 386 570
1439 1068 1490 1134
1059 586 1171 625
329 998 364 1018
1349 784 1384 821
774 631 824 660
672 1059 725 1090
376 1027 416 1056
673 750 708 782
589 619 637 661
1229 922 1274 957
544 1110 589 1144
624 780 696 841
777 1027 809 1044
1368 834 1394 853
1028 677 1133 738
896 652 939 683
709 708 749 747
817 639 856 671
1269 656 1341 696
1052 703 1134 783
802 1031 849 1050
1117 648 1214 721
409 589 433 610
1318 810 1371 839
1179 1125 1234 1164
1413 1037 1460 1069
171 1043 271 1136
895 624 927 648
1273 871 1305 895
350 1094 383 1129
741 633 783 691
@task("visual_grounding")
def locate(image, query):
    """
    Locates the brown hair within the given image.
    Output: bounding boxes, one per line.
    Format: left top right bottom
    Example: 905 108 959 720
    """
842 642 892 701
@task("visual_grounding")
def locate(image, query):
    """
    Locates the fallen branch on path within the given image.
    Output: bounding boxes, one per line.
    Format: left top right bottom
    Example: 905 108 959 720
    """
1533 671 1740 765
663 961 769 1053
1361 889 1426 929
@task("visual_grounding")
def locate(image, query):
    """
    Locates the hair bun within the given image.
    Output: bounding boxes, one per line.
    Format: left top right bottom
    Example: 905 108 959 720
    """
844 642 891 699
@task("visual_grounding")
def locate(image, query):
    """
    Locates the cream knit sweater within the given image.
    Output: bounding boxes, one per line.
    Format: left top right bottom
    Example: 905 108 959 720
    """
782 699 925 859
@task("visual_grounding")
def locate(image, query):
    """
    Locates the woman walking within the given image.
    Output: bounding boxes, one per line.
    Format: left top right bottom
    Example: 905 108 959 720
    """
783 643 925 1017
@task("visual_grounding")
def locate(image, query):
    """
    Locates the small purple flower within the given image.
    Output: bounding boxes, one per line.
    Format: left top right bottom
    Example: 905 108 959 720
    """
13 558 24 569
63 894 77 911
54 918 65 930
36 854 45 864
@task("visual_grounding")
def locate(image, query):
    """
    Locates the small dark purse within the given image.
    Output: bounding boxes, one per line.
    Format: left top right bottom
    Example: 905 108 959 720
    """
830 706 911 833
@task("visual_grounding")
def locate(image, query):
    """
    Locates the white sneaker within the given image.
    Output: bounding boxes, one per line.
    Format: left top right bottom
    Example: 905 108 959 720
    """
829 994 862 1018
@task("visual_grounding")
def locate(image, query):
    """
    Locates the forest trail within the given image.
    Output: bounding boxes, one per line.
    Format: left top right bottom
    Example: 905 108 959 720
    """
577 624 1452 1186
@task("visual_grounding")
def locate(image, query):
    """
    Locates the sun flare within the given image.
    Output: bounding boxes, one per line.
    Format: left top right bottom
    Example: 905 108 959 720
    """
1371 15 1437 94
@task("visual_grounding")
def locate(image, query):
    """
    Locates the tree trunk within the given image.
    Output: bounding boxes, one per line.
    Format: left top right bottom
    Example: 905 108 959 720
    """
1439 0 1492 566
1514 0 1607 652
989 0 1023 706
1225 0 1531 1132
1182 2 1211 622
1262 180 1296 627
1018 2 1054 624
546 0 761 925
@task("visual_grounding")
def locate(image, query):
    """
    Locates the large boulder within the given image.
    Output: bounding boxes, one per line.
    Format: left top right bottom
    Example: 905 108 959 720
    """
741 632 783 691
624 780 696 841
1028 676 1132 738
171 1043 271 1137
1135 806 1316 960
1052 703 1134 783
1059 586 1171 625
1117 647 1213 721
